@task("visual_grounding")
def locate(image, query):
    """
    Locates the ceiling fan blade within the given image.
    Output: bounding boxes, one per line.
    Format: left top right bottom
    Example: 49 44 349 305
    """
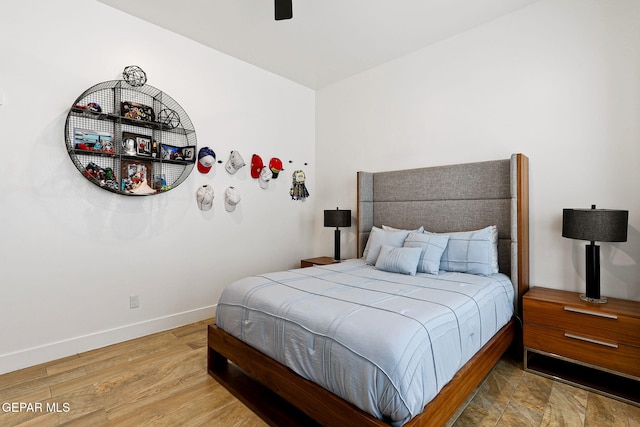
275 0 292 20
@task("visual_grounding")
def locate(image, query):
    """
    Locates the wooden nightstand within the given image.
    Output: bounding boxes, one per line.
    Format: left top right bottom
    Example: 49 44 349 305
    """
523 286 640 404
300 256 337 268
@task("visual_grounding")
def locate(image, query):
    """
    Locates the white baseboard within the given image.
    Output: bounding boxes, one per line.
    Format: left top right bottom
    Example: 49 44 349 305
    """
0 305 217 375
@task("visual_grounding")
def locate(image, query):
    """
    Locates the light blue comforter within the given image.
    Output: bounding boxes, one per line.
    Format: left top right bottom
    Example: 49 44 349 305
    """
216 259 514 425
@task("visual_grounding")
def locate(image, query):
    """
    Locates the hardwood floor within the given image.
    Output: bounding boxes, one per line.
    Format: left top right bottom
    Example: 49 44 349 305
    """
0 320 264 427
1 319 639 426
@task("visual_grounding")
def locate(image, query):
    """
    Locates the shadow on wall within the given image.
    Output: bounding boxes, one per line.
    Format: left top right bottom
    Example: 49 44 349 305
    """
30 114 191 243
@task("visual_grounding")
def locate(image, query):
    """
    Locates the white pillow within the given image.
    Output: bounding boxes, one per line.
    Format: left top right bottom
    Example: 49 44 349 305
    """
403 232 449 275
430 225 498 276
375 245 422 275
363 226 414 265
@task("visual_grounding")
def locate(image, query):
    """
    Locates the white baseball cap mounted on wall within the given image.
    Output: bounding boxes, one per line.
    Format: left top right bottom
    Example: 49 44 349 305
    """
258 166 271 189
224 186 241 212
225 150 246 175
196 185 214 210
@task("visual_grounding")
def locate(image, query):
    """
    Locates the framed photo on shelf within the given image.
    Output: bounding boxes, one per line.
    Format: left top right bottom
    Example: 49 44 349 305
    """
122 131 154 157
120 101 155 122
181 146 196 162
73 128 115 154
120 160 157 195
160 144 183 161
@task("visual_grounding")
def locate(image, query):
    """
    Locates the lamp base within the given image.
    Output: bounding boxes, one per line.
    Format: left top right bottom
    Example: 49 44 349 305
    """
580 294 607 304
584 243 605 303
333 228 341 261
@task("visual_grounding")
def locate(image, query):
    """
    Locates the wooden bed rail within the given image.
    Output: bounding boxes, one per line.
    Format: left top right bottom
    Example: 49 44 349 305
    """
208 323 387 426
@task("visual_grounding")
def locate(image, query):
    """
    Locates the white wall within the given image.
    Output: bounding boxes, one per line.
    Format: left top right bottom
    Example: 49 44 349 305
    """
315 0 640 300
0 0 315 373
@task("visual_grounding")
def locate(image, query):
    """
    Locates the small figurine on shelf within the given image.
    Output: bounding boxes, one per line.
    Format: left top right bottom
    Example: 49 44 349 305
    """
104 167 118 190
122 138 136 156
84 162 103 181
102 139 115 154
86 102 101 112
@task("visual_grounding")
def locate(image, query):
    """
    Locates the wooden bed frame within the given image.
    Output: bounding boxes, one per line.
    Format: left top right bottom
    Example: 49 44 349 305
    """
208 154 529 426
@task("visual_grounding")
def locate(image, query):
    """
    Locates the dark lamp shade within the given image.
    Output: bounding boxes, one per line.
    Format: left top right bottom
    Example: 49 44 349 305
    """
324 209 351 228
562 208 628 242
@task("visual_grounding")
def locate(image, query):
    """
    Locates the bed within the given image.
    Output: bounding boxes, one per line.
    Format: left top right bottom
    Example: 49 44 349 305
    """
208 153 529 426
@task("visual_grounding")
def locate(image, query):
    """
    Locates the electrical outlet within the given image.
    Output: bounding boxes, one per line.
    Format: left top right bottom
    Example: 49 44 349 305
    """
130 295 139 309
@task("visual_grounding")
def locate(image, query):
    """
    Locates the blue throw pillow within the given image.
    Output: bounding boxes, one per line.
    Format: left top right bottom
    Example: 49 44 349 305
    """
431 225 498 276
374 245 422 275
364 227 414 265
403 232 449 275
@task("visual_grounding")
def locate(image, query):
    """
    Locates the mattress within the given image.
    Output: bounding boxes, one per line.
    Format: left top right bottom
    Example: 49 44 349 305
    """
215 259 514 426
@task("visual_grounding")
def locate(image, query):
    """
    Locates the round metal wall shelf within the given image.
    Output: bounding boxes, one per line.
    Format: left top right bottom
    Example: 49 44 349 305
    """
64 77 197 195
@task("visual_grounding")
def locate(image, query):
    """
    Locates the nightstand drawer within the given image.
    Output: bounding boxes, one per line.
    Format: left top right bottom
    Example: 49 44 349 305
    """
524 324 640 378
523 298 640 347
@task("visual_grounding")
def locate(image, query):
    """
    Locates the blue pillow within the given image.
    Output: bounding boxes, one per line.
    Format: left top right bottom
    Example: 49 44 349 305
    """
403 232 449 275
374 245 422 275
364 227 414 265
431 225 498 276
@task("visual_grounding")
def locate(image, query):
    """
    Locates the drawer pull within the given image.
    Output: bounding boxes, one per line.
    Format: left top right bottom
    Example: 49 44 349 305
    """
563 306 617 319
564 333 618 348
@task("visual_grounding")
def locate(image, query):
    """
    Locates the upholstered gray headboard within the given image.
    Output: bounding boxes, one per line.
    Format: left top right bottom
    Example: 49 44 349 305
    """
357 153 530 315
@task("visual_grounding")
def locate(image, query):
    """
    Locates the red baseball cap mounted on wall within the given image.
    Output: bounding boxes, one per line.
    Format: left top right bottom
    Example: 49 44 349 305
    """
251 154 264 179
269 157 283 178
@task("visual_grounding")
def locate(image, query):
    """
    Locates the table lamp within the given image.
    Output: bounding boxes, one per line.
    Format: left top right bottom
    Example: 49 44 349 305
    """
324 207 351 261
562 205 628 303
